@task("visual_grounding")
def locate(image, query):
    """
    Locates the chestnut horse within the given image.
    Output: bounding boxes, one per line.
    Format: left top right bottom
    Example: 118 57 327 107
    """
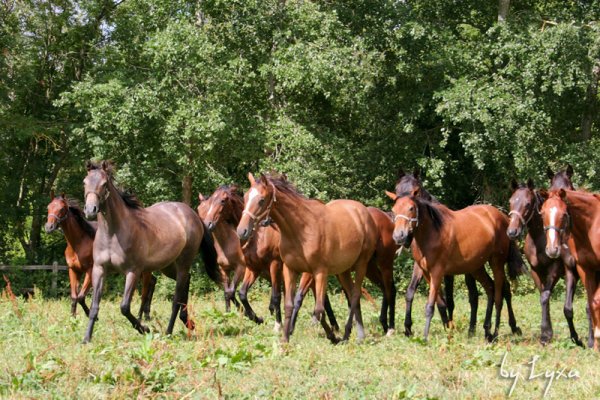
507 171 589 346
540 188 600 350
288 206 398 335
237 173 378 343
45 193 156 319
81 161 220 343
387 191 524 341
200 185 339 330
395 171 480 336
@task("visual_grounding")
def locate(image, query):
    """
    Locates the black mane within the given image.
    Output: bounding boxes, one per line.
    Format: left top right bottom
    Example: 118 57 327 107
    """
66 198 97 238
413 196 445 231
87 160 144 210
395 173 438 204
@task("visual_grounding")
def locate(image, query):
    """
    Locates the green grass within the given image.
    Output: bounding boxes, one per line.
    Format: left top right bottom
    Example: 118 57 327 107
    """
1 284 599 399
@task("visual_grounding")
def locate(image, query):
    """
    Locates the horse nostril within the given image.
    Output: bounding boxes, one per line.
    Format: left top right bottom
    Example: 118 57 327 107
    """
207 221 215 231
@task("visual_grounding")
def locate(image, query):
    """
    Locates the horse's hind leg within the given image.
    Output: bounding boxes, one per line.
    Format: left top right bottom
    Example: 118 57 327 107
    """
138 272 157 320
365 258 388 333
491 260 506 341
471 268 494 342
465 274 479 336
167 267 192 335
269 260 283 330
380 258 397 335
68 267 80 316
77 269 92 317
282 263 298 343
443 275 455 329
290 273 313 334
120 270 149 335
503 279 521 335
405 262 423 337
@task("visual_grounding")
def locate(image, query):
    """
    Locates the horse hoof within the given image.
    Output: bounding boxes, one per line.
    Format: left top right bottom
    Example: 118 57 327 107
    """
468 329 476 338
486 333 498 343
273 322 282 332
448 321 456 330
255 317 264 325
332 324 340 332
386 328 396 337
573 338 584 348
404 329 413 337
331 336 343 345
186 320 196 331
310 316 319 325
137 324 150 334
513 327 522 336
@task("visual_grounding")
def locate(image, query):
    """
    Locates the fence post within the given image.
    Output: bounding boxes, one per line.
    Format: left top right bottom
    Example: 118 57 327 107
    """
52 262 58 296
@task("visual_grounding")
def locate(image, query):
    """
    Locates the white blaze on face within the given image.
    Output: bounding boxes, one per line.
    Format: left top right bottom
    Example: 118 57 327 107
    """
246 188 261 212
548 206 558 247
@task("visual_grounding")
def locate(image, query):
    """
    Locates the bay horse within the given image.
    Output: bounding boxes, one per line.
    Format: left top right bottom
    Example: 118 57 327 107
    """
540 188 600 350
395 170 480 336
507 173 588 346
386 190 525 341
81 161 220 343
45 192 156 319
237 173 378 343
288 206 398 335
200 185 340 330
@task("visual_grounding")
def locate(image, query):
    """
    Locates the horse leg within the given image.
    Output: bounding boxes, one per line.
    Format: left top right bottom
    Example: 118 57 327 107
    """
423 270 443 342
177 272 194 330
68 267 80 317
268 260 283 330
465 274 479 336
502 279 521 335
77 268 92 317
323 292 339 332
365 257 388 334
404 262 422 337
471 268 494 342
491 260 505 342
138 272 157 320
443 275 455 329
167 268 192 335
563 265 583 346
229 262 245 310
221 269 233 313
120 270 149 334
538 266 558 345
282 263 298 343
83 264 105 344
238 267 263 324
290 272 313 334
380 260 396 335
337 271 358 342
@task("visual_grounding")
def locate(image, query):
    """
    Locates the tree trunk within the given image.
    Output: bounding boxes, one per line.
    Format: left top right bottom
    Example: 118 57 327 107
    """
182 173 193 206
498 0 510 23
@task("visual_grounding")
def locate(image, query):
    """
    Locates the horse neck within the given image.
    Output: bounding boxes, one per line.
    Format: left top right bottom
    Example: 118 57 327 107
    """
61 211 89 246
99 182 136 234
527 196 544 237
268 189 320 241
566 192 598 241
412 202 442 248
212 220 238 246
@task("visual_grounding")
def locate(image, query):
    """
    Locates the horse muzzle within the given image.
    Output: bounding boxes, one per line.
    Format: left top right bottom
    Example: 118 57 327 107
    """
392 230 413 247
84 204 99 220
545 246 561 260
506 227 521 240
206 221 216 232
44 222 57 234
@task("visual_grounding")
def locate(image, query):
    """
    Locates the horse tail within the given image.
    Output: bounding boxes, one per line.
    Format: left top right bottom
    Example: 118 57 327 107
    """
199 226 221 284
506 240 526 280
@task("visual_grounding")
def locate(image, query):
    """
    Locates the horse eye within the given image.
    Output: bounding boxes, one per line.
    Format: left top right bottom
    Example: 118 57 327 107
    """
259 198 265 206
220 199 226 205
409 206 414 212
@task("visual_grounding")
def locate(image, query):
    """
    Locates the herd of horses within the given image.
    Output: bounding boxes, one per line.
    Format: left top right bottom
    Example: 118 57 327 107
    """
43 161 600 351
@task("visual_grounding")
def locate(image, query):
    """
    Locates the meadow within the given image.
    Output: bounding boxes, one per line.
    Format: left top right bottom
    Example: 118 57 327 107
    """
1 280 599 399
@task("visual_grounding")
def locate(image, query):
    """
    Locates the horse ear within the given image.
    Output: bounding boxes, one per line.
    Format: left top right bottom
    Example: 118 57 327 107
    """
198 193 205 202
526 178 535 190
50 189 55 199
538 188 548 200
558 188 567 200
86 160 93 171
411 187 421 197
413 168 420 180
566 164 574 178
61 192 66 199
248 172 256 186
546 166 554 181
259 173 268 184
396 168 405 180
385 190 397 201
510 179 519 191
101 160 109 171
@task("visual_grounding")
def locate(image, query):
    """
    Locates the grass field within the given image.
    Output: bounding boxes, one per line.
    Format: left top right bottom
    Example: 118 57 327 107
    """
1 282 598 399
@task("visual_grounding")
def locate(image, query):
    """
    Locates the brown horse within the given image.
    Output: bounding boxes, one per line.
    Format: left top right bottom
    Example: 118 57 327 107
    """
81 161 220 343
198 185 281 325
507 173 589 346
395 170 480 336
540 188 600 350
45 193 157 319
386 191 524 341
237 173 378 343
288 206 398 335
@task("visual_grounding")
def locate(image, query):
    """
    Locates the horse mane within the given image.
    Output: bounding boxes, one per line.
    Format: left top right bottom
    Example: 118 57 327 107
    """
216 185 245 226
65 198 97 238
413 196 445 231
395 174 438 204
87 160 144 210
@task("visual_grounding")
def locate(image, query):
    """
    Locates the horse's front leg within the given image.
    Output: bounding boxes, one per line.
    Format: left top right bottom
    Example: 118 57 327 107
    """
83 264 105 343
238 267 263 324
404 261 423 337
562 265 583 346
314 270 339 343
167 268 193 334
228 261 245 310
121 270 149 334
68 267 80 317
282 263 298 343
138 272 157 321
539 265 559 345
424 270 443 342
290 272 313 334
465 274 479 336
269 260 283 331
